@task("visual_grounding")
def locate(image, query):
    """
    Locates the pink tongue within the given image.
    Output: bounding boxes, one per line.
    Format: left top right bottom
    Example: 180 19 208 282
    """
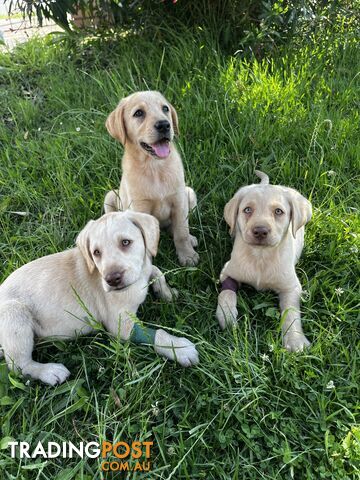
152 142 170 158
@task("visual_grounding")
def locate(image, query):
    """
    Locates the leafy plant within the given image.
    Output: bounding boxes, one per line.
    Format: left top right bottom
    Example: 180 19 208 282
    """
4 0 360 54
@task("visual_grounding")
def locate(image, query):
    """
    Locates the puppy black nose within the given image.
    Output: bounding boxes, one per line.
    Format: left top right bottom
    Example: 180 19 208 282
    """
105 271 123 287
253 226 270 238
154 120 170 133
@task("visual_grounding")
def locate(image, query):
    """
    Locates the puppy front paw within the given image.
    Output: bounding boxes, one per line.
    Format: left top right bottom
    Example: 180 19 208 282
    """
32 363 70 386
153 282 179 302
158 286 179 302
154 329 199 367
177 247 199 266
216 290 238 329
283 333 311 352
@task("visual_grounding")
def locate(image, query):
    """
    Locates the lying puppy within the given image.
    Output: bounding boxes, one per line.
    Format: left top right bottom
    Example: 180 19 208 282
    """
216 171 312 352
0 211 199 385
104 90 199 267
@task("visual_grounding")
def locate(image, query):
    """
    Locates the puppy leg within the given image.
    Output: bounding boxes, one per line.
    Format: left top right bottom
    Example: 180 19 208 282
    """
104 189 121 213
168 223 197 248
130 325 199 367
216 275 238 329
171 193 199 266
279 287 310 352
0 301 70 386
185 187 198 248
107 311 199 367
150 266 178 302
216 291 238 329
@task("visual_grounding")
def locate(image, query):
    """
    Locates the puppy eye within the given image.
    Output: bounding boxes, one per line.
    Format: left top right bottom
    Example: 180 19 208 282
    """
162 105 169 113
133 109 144 118
121 239 132 247
275 208 284 216
93 249 101 256
243 207 252 214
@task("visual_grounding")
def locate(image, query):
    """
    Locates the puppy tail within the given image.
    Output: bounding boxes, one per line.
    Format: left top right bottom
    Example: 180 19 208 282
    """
255 170 270 185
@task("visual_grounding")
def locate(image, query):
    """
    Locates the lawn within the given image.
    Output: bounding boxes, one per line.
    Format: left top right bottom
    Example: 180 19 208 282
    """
0 24 359 479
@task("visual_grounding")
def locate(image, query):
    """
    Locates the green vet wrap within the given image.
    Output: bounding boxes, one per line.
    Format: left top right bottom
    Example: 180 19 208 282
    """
129 324 157 345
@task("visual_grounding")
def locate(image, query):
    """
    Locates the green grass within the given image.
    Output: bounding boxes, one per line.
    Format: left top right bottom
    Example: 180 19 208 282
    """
0 26 359 479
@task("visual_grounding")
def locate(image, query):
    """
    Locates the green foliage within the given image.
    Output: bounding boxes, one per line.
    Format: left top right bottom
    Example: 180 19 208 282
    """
328 426 360 475
5 0 111 30
0 25 359 479
4 0 360 54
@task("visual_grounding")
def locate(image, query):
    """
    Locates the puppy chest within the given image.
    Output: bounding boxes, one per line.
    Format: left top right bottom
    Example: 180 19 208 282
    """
222 257 292 292
130 164 180 199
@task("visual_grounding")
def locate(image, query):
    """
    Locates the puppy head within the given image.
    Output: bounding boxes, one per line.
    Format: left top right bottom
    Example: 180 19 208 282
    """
76 211 159 292
105 91 179 159
224 177 312 247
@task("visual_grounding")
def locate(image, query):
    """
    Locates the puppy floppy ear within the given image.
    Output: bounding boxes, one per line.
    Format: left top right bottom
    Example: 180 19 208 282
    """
169 102 179 136
126 211 160 257
76 220 96 273
287 189 312 238
105 99 127 145
224 189 245 236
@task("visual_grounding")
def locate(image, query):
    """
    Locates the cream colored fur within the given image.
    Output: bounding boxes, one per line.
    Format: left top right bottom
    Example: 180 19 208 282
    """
0 212 199 386
216 171 312 352
104 91 199 266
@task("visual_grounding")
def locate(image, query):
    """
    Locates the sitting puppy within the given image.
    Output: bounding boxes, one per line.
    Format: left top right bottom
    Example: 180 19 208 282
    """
104 91 199 267
0 211 199 385
216 171 312 352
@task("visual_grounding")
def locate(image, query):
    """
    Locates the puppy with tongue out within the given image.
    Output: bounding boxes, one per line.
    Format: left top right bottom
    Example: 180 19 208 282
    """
104 91 199 266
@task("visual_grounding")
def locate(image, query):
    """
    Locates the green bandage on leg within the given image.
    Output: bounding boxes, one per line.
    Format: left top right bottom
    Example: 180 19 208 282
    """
129 324 156 345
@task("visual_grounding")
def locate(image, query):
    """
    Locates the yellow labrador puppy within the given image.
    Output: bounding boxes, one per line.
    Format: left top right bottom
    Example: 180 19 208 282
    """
104 91 199 267
0 212 199 386
216 171 312 352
